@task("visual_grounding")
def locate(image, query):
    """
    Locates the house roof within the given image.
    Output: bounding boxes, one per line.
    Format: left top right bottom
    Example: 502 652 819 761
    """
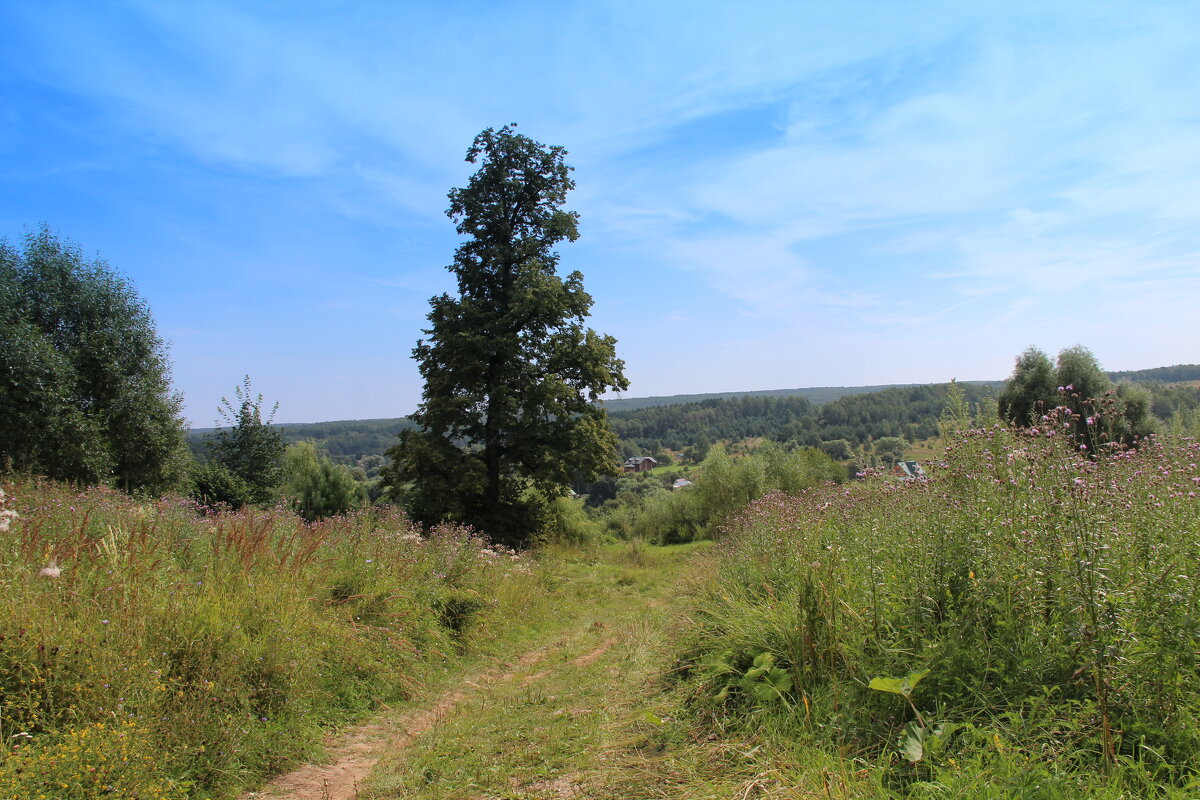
895 460 926 478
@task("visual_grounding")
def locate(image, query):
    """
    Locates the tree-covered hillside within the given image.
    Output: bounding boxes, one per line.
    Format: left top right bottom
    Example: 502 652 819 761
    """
190 417 416 465
607 381 999 457
1108 363 1200 383
186 366 1200 468
601 383 947 412
608 395 814 458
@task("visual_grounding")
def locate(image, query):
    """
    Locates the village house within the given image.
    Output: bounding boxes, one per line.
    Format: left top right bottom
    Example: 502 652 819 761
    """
893 460 926 479
622 456 657 473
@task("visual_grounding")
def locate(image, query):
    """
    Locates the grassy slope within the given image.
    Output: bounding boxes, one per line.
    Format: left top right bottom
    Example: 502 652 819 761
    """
373 430 1200 800
0 482 564 799
7 420 1200 798
364 541 712 799
658 427 1200 799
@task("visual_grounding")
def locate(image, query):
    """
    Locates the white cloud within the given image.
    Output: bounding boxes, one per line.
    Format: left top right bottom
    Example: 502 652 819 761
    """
8 0 1200 414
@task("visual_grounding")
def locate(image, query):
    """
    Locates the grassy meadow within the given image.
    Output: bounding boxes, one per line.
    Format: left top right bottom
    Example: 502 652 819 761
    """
4 408 1200 798
661 418 1200 797
0 481 557 799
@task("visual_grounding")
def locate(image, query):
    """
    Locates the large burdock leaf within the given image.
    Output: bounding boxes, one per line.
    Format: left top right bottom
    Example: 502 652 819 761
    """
868 668 929 698
900 721 927 762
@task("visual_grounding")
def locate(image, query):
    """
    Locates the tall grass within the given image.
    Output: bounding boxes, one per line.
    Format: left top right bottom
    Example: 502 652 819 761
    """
680 417 1200 794
0 480 548 798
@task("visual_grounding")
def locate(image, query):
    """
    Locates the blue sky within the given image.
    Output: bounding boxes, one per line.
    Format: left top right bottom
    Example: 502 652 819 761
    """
3 1 1198 424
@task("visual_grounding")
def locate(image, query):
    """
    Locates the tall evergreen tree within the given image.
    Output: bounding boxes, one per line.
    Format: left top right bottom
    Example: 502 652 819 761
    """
384 126 628 546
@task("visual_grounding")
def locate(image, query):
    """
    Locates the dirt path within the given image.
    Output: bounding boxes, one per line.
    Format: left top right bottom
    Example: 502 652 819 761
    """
244 634 624 800
244 545 700 800
243 646 556 800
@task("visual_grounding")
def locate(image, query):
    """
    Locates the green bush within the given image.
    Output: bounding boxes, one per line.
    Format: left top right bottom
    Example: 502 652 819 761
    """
189 459 253 510
282 440 366 521
631 443 845 543
542 493 605 545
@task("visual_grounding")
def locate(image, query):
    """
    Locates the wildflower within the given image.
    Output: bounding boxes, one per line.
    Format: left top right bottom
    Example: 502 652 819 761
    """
38 560 62 578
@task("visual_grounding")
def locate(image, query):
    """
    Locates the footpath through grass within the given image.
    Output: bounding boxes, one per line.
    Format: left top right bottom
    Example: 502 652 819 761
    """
364 428 1200 800
356 537 864 800
360 540 711 799
9 419 1199 800
353 538 863 800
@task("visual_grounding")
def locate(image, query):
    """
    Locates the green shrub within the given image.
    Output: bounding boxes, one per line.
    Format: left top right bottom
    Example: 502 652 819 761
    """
189 459 253 510
542 493 605 545
282 440 366 521
631 442 844 543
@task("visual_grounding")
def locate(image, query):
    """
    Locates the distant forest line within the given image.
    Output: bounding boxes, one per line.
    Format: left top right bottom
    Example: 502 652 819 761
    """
187 364 1200 465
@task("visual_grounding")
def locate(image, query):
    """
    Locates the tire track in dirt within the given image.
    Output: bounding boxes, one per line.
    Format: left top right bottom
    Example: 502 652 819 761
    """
242 629 621 800
243 644 559 800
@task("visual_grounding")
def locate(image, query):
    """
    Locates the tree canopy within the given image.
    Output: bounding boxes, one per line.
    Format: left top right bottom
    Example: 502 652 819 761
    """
998 345 1154 447
0 226 188 492
204 376 285 506
384 125 627 546
282 440 366 522
997 346 1057 427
